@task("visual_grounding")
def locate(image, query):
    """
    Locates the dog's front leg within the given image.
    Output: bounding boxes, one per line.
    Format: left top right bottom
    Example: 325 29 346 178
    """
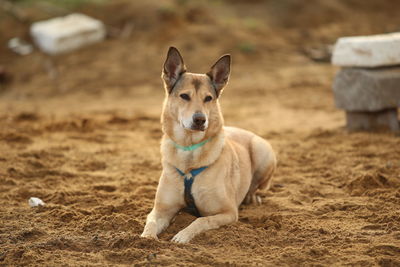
171 210 238 243
141 205 178 239
141 173 182 239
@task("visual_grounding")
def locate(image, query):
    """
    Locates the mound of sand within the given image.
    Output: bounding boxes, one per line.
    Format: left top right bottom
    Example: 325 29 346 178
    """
1 0 400 265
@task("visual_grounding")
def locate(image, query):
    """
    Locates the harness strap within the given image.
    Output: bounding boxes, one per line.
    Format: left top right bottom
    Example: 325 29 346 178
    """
175 166 208 217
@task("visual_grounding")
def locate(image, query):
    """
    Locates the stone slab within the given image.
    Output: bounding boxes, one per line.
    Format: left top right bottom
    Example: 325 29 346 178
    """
30 13 105 55
346 109 399 132
332 32 400 67
333 67 400 112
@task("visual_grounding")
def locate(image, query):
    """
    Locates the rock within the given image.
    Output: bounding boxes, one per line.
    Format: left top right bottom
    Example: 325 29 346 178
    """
332 32 400 67
7 37 33 55
346 109 399 132
303 44 333 63
28 197 45 207
30 13 106 55
333 67 400 112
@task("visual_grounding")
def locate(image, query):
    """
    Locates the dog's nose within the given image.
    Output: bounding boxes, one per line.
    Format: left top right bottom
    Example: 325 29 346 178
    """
193 113 206 126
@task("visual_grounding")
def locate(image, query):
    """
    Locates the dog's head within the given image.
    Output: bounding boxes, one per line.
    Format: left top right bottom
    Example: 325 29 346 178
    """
161 47 230 139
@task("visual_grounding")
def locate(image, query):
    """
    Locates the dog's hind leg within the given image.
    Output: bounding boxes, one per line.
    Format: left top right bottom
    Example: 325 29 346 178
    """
243 136 276 205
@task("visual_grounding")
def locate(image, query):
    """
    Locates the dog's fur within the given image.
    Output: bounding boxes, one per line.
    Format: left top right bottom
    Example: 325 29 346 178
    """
141 47 276 243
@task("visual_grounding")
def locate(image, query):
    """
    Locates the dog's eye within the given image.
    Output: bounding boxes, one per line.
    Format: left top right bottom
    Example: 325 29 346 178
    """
204 96 213 102
180 94 190 101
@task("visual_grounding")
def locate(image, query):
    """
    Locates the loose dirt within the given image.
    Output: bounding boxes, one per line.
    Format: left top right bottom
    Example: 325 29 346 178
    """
1 0 400 266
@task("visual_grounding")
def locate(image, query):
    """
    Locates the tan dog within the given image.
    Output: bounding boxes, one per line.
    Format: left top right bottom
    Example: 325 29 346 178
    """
141 47 276 243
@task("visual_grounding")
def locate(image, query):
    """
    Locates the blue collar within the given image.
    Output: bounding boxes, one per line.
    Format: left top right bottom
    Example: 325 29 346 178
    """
175 166 208 217
172 138 211 152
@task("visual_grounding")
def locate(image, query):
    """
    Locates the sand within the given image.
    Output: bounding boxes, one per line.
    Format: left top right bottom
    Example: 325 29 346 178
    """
1 0 400 266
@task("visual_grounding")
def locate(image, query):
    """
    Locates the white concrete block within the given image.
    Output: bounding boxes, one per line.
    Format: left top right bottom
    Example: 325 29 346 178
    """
30 13 106 55
332 32 400 67
333 67 400 111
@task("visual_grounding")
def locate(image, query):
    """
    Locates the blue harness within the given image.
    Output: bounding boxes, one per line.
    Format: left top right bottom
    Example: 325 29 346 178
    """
175 166 208 217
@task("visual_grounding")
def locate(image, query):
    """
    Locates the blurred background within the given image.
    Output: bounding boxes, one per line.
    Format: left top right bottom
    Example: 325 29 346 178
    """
1 1 400 266
1 0 400 130
0 0 400 115
0 0 400 128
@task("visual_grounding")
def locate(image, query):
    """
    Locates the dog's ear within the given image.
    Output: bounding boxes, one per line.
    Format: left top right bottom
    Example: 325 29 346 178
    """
162 47 186 94
206 54 231 97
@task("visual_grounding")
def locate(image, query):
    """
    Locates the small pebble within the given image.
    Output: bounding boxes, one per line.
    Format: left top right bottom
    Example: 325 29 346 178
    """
28 197 45 207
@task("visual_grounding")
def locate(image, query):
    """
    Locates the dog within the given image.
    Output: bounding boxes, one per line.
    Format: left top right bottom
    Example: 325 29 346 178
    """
141 47 277 243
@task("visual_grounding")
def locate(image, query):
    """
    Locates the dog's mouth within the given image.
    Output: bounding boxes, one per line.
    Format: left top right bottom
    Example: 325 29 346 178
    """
181 122 206 132
190 125 206 131
179 119 207 132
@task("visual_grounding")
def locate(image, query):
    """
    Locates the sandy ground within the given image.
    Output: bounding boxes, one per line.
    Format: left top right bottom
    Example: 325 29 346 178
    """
1 0 400 266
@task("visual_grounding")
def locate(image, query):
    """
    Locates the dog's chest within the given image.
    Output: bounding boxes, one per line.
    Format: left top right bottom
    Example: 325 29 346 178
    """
191 179 224 215
172 164 225 216
173 149 204 171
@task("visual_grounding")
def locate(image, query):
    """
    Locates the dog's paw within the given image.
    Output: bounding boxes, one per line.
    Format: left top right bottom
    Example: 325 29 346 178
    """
140 231 158 240
171 230 192 244
244 194 262 205
256 195 262 205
